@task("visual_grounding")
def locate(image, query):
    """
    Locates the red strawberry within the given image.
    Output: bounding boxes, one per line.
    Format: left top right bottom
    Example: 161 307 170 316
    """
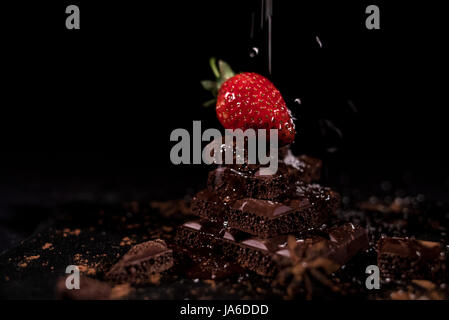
201 58 295 146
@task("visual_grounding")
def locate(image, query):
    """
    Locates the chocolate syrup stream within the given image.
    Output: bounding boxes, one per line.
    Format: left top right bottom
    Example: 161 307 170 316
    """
249 0 273 75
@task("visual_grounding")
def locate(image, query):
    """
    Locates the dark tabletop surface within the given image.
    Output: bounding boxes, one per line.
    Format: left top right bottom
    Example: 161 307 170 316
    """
1 164 448 300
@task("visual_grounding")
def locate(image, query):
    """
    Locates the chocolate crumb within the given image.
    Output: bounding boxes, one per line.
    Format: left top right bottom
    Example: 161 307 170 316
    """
42 243 53 250
56 276 111 300
18 255 41 268
110 283 133 300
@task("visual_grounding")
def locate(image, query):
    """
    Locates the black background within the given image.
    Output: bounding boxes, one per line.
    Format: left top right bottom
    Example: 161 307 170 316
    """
1 1 448 249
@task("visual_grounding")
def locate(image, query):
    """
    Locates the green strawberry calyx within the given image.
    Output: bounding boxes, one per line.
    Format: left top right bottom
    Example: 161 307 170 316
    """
201 57 236 107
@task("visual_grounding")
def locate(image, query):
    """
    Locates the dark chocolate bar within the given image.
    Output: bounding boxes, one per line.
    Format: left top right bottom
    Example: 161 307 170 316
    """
206 154 322 202
106 239 173 284
191 184 339 237
377 237 446 282
226 197 322 238
176 220 369 277
207 164 292 202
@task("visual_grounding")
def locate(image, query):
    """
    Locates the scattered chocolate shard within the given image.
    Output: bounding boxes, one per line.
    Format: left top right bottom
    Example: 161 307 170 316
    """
377 237 446 282
106 239 173 284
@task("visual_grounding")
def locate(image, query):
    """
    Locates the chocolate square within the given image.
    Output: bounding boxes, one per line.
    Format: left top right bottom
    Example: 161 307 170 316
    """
377 237 446 282
106 239 173 284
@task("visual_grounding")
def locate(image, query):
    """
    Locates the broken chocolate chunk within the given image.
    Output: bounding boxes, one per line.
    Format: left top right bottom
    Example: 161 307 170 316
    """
106 239 173 284
206 153 322 203
191 184 338 238
377 237 446 282
226 197 327 238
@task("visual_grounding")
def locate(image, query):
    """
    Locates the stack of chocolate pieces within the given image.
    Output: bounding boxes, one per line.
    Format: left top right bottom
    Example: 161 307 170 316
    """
176 147 369 277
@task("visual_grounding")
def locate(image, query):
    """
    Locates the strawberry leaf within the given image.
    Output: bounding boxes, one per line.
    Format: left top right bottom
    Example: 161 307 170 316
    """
200 80 217 92
209 57 220 79
218 60 235 82
201 58 236 107
202 98 216 108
